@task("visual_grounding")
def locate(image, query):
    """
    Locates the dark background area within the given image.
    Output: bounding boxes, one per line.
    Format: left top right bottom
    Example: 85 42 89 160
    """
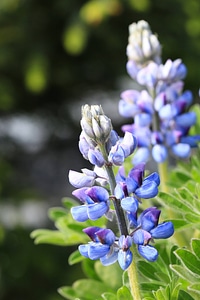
0 0 200 299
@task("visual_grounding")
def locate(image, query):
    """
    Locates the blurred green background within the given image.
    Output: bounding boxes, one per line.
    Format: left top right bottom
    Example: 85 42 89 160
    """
0 0 200 299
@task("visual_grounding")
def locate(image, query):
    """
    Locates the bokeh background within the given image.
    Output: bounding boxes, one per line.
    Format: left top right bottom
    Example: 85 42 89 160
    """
0 0 200 299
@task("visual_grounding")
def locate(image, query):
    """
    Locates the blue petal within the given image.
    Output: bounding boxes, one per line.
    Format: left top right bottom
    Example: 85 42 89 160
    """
132 229 145 245
118 249 133 270
71 205 88 222
78 244 89 258
135 113 152 127
181 135 200 147
152 144 168 163
138 245 158 261
121 196 139 213
88 243 110 259
109 145 125 166
144 172 160 186
100 250 118 266
132 147 150 165
176 112 196 128
88 149 105 167
87 202 108 220
135 181 158 199
114 183 125 200
171 143 191 158
150 221 174 239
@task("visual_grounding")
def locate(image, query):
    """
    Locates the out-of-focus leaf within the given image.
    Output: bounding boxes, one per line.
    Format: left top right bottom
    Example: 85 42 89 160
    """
102 292 117 300
30 229 69 245
178 290 195 300
117 286 132 300
68 250 85 265
170 265 198 283
174 248 200 277
95 261 123 290
191 239 200 261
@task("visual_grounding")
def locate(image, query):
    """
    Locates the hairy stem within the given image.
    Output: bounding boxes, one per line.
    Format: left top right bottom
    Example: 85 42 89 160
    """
128 246 142 300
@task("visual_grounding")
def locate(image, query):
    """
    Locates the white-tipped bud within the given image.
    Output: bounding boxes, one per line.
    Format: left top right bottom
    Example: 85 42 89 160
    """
81 104 112 144
127 20 162 65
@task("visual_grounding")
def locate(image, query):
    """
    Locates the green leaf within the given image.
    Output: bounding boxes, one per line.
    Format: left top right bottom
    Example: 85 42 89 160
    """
178 289 195 300
153 285 170 300
171 219 191 231
82 259 100 280
122 270 129 289
171 283 182 300
68 249 85 265
30 229 70 245
141 282 165 292
58 286 82 300
48 207 68 221
117 286 132 300
73 279 112 299
188 283 200 295
138 260 159 281
62 197 79 209
95 261 123 290
175 248 200 277
101 292 117 300
170 265 198 283
191 239 200 261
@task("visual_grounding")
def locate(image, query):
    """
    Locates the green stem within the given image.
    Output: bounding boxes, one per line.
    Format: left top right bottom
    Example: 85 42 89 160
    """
158 160 169 193
127 246 142 300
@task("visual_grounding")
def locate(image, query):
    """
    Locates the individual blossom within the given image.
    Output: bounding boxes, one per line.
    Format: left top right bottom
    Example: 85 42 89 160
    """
114 163 160 213
71 186 110 221
128 207 174 261
79 227 133 270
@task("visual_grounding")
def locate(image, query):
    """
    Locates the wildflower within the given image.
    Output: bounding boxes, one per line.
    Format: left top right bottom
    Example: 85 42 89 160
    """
71 186 110 221
129 207 174 261
79 227 133 270
114 163 160 213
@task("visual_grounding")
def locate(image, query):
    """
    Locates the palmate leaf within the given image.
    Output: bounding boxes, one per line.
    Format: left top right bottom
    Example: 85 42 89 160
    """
170 238 200 299
31 197 107 246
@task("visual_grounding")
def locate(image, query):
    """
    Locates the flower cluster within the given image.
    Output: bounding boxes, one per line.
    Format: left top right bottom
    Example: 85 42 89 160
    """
119 20 200 164
69 104 174 270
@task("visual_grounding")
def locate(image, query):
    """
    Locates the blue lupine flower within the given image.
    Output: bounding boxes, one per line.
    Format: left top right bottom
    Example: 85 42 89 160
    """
79 227 133 270
119 20 200 164
108 132 137 166
71 186 110 221
128 207 174 261
114 163 160 213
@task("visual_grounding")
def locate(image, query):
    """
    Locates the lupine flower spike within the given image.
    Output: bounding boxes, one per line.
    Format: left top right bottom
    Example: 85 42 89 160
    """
69 104 174 271
120 20 200 165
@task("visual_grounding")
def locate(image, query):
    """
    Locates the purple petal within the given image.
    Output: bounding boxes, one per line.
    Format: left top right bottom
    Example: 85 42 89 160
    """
150 221 174 239
86 186 109 203
72 187 91 203
138 245 158 261
133 229 151 245
141 208 161 231
83 226 102 241
96 228 115 246
71 205 88 222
